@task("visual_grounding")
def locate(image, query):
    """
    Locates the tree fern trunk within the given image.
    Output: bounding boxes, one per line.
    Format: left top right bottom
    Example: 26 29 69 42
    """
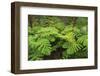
43 47 64 60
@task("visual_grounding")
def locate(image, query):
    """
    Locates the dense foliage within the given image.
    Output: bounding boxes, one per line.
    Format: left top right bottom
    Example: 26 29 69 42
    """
28 15 88 60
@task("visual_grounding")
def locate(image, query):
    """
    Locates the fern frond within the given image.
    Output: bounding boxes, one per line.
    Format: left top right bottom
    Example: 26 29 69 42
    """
67 42 82 55
61 25 73 35
77 35 88 46
36 39 52 55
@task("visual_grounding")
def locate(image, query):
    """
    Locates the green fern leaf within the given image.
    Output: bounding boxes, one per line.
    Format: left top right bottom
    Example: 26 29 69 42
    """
77 35 88 46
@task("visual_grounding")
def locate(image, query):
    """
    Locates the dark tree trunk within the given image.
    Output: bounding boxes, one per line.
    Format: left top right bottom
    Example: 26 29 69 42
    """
28 15 33 27
72 17 77 27
43 47 64 60
59 16 67 25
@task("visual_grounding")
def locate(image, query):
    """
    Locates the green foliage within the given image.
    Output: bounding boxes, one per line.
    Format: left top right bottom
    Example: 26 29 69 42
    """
28 15 88 60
